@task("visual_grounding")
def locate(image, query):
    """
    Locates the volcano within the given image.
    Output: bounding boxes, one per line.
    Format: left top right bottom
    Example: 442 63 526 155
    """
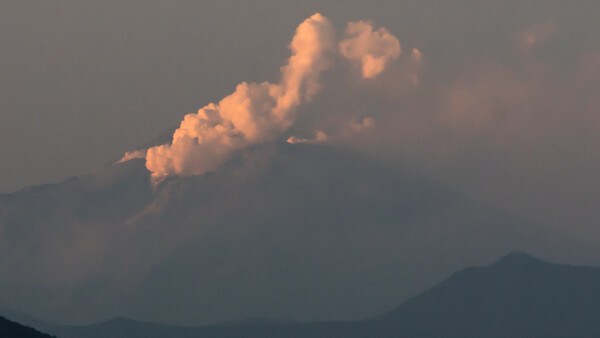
0 142 593 325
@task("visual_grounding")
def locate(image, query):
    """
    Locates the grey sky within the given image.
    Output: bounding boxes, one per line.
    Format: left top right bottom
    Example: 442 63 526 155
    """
2 1 600 258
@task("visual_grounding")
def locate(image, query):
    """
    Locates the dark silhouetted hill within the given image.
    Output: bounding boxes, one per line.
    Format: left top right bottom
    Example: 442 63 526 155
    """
0 316 56 338
373 251 600 337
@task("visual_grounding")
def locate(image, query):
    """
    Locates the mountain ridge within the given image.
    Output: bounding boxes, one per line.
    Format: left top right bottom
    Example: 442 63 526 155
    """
4 251 600 337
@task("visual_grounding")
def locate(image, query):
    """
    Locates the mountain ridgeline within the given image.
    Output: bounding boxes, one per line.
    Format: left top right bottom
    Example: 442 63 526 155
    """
4 252 600 337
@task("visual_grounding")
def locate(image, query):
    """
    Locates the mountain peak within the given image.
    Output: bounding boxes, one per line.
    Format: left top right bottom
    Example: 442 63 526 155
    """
103 317 133 324
491 251 546 268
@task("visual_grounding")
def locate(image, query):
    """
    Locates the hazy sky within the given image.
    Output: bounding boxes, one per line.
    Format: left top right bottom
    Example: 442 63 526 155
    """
2 1 600 244
3 1 600 326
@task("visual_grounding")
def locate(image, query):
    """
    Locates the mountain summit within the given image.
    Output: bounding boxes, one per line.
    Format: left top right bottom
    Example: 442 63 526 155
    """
491 250 548 268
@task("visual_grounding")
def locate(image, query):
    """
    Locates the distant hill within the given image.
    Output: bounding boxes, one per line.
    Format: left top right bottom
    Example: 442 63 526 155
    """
0 316 56 338
371 251 600 337
6 252 600 337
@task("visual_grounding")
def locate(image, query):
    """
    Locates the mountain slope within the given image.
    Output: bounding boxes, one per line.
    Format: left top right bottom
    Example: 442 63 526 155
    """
0 316 56 338
0 143 594 324
374 251 600 337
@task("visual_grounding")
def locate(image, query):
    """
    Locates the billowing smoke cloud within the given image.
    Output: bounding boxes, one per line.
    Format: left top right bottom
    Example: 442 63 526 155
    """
118 149 147 163
409 48 423 85
351 117 375 132
339 20 401 78
286 130 328 144
142 15 407 180
145 13 336 179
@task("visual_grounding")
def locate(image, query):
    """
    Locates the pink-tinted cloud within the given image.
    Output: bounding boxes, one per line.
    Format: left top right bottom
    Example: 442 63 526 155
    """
145 14 336 180
339 20 401 78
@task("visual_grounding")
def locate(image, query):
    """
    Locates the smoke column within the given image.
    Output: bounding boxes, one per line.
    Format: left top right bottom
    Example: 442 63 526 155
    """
145 13 336 179
139 14 406 180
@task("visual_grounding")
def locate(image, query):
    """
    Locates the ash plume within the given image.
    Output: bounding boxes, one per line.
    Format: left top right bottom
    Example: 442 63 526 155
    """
339 20 401 79
145 13 336 180
136 15 407 180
